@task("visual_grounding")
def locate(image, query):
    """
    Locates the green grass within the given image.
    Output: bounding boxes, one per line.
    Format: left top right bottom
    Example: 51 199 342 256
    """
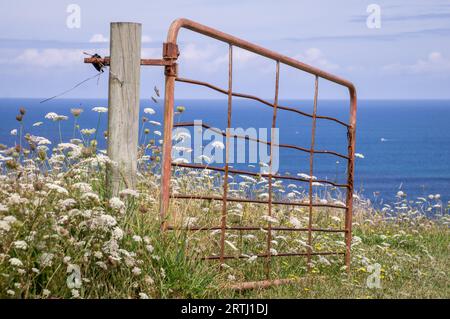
0 107 448 299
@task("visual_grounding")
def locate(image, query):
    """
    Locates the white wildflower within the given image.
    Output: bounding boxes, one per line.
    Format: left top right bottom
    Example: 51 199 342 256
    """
143 107 155 115
132 235 142 243
132 267 142 276
225 240 239 251
227 274 236 281
109 197 125 211
119 189 139 198
60 198 77 210
149 120 161 126
72 182 92 193
92 107 108 113
71 289 80 298
211 140 225 150
173 157 189 164
80 128 96 135
40 253 54 267
139 292 149 299
173 131 191 142
66 264 82 289
355 153 365 159
261 215 279 224
183 217 198 228
33 121 43 127
318 255 331 266
46 183 69 195
197 155 212 163
10 129 17 136
297 173 317 180
331 216 341 223
13 240 28 250
112 227 124 240
289 216 302 228
334 200 346 207
397 191 406 198
81 192 99 202
0 203 8 212
9 257 23 267
96 261 107 270
45 112 68 121
247 255 258 263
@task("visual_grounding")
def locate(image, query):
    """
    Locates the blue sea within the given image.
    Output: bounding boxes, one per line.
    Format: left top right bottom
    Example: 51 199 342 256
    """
1 98 449 206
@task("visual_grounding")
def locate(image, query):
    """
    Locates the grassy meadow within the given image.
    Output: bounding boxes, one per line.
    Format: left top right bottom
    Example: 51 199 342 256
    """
0 106 448 299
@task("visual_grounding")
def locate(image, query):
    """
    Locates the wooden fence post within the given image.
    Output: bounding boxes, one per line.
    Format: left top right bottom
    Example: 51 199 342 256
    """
107 22 141 196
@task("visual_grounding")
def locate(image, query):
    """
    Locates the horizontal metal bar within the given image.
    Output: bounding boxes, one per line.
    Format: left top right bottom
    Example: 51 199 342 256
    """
84 57 173 66
226 278 303 291
167 225 346 233
176 77 350 128
172 162 349 189
170 194 348 210
173 121 350 160
167 19 356 93
203 251 344 260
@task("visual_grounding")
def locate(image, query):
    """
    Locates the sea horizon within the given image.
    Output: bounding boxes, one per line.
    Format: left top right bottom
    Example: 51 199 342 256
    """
1 97 449 209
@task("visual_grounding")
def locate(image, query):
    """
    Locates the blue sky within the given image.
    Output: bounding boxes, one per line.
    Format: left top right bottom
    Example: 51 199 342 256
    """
0 0 449 99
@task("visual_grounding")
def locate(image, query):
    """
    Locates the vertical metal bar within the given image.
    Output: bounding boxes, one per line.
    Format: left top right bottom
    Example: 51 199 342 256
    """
265 61 280 279
159 45 177 232
307 76 319 267
345 89 357 269
219 44 233 265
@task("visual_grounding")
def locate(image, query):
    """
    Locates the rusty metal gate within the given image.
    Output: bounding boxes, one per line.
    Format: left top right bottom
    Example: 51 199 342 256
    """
87 18 357 289
158 19 357 288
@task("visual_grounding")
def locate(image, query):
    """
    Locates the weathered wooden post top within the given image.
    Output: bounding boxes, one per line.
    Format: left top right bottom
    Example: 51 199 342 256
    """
85 22 178 196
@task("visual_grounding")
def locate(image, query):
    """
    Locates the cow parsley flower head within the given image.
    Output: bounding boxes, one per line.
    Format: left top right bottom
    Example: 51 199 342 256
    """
40 253 54 267
211 140 225 150
139 292 149 299
112 226 124 240
109 197 125 212
132 267 142 276
13 240 28 250
45 112 68 121
71 289 80 298
66 264 82 289
46 183 69 195
119 189 139 198
143 107 155 115
9 257 23 267
92 107 108 113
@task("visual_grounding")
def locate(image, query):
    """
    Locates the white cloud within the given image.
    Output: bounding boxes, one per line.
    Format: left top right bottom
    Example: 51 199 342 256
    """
293 48 340 71
89 33 109 43
383 52 450 75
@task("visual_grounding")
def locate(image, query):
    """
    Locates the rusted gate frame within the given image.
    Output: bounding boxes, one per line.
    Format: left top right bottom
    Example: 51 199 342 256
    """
160 18 357 277
85 18 357 287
